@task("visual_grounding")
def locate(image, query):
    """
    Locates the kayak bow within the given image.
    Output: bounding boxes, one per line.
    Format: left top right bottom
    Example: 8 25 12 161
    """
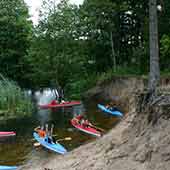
0 165 17 170
0 132 16 137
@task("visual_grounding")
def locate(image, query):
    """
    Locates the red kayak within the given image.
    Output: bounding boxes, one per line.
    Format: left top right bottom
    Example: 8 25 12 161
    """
71 116 102 137
0 131 16 137
39 100 81 109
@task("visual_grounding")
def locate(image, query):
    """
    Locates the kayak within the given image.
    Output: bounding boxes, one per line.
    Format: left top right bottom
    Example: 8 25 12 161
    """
97 104 123 117
71 117 102 137
0 166 17 170
0 132 16 137
39 100 81 109
33 132 67 154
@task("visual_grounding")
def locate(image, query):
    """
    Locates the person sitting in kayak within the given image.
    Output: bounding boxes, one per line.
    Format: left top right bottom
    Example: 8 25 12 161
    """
50 83 65 104
80 118 92 128
34 126 46 138
76 115 83 121
51 100 58 105
57 87 65 103
44 124 55 144
73 115 83 124
105 103 117 111
45 136 53 144
79 118 85 125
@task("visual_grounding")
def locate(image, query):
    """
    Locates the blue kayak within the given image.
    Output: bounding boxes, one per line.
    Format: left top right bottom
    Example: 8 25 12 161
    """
97 104 123 117
33 132 67 154
0 166 17 170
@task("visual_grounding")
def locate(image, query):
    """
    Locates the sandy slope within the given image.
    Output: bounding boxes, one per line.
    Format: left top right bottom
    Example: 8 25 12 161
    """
23 96 170 170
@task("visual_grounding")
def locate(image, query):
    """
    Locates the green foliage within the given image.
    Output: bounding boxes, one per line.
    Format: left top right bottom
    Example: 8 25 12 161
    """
1 0 169 98
0 0 33 86
131 45 149 74
65 65 148 99
160 35 170 72
78 0 117 71
65 72 98 99
0 74 33 116
25 0 151 92
24 0 88 90
158 0 170 37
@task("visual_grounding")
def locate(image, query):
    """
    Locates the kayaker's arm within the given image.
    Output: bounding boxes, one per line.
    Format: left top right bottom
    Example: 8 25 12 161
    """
50 124 54 136
34 126 41 132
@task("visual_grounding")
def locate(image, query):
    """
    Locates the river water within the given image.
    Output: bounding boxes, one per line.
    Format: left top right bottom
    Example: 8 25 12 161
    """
0 95 120 167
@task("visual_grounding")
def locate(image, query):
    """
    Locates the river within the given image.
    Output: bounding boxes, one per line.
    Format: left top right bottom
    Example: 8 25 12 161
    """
0 94 119 167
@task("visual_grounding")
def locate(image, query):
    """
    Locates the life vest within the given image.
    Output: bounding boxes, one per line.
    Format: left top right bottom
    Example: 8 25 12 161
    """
38 130 46 137
51 100 57 105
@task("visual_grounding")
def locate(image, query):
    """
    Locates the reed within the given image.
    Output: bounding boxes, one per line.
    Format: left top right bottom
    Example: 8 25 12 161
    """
0 74 33 116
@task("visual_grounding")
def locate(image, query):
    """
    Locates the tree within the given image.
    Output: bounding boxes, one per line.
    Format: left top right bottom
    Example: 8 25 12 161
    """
148 0 160 96
79 0 119 72
24 0 87 90
0 0 33 85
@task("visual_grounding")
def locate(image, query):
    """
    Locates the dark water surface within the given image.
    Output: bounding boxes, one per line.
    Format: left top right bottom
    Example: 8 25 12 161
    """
0 100 119 166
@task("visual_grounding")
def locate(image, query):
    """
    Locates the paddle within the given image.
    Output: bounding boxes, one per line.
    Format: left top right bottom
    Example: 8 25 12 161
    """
34 142 41 147
32 133 58 141
33 137 72 147
88 124 105 132
56 137 72 142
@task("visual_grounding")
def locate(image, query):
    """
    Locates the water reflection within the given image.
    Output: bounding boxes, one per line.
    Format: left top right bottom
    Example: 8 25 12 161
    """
37 109 51 125
35 88 57 105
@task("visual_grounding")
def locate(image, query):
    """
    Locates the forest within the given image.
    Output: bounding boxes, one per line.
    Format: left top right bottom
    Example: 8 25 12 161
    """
1 1 170 169
0 0 170 99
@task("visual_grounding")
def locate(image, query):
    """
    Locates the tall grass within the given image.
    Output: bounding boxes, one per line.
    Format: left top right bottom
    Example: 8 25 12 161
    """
0 74 33 117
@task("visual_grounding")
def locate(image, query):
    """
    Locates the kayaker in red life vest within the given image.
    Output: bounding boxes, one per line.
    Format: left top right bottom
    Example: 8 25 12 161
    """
34 126 46 138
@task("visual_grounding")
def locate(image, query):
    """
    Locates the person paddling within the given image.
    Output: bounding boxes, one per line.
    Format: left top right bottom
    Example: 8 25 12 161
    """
34 126 46 138
75 115 92 128
44 124 51 143
82 119 92 128
105 103 117 111
44 124 56 144
58 87 65 103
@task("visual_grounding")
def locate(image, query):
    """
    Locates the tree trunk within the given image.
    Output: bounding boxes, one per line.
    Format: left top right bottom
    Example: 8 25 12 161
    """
148 0 160 96
110 31 116 72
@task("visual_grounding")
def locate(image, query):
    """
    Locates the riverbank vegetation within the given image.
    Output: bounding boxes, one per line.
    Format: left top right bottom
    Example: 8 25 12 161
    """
0 74 33 118
0 0 170 99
